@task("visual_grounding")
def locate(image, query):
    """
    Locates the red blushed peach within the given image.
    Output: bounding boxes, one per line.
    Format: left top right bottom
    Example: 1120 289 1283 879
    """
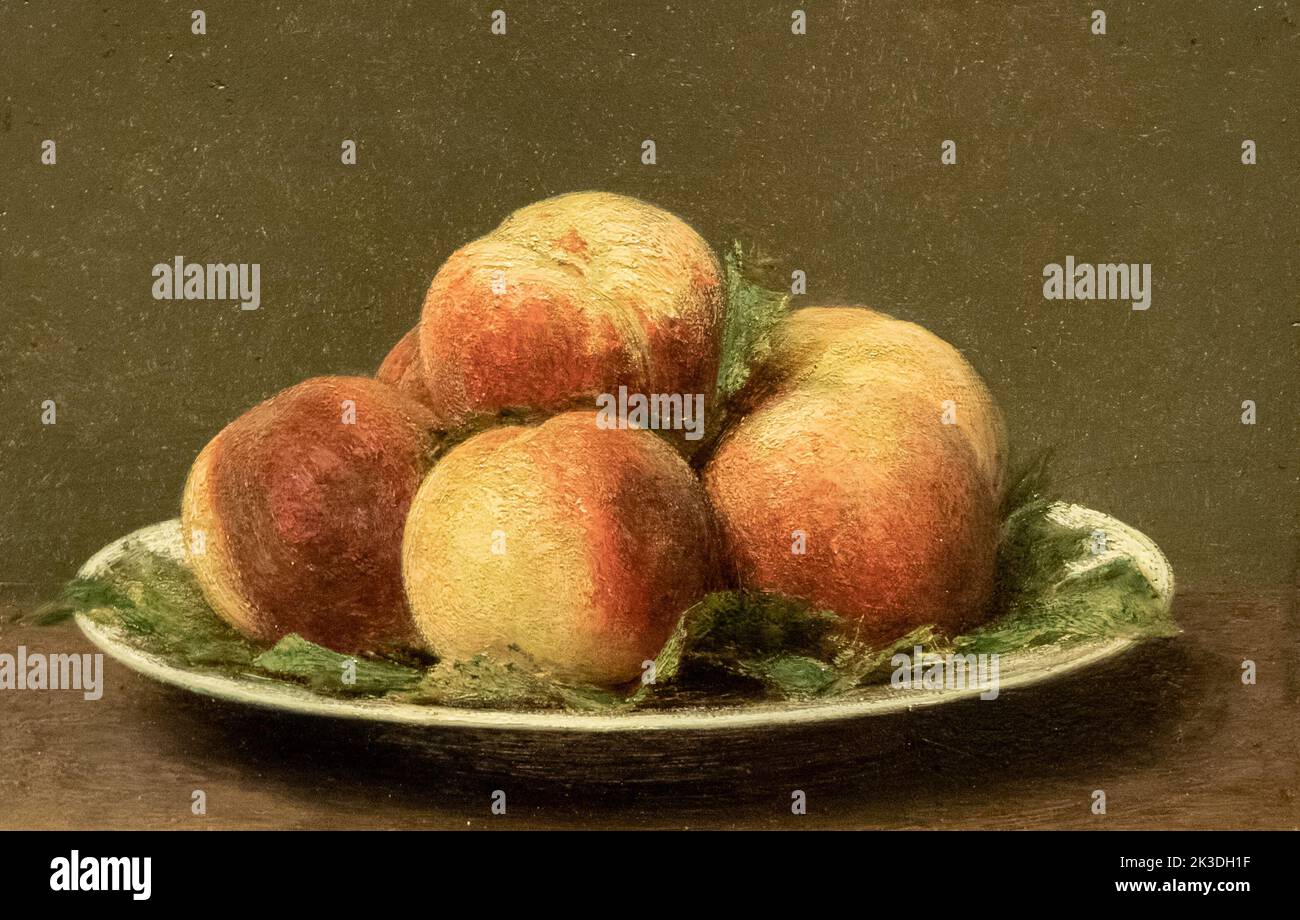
376 327 435 410
417 238 641 428
704 390 1000 643
703 306 1006 642
738 307 1008 501
417 192 724 440
182 376 438 653
402 412 718 685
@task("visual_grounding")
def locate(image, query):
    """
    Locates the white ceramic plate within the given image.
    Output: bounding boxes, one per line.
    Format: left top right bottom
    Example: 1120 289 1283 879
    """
73 503 1174 736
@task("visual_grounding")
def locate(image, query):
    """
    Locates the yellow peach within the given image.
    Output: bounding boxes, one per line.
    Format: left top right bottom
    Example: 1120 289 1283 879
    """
402 412 717 685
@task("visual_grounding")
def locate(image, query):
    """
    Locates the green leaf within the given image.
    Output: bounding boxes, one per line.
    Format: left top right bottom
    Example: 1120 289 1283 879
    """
638 591 863 703
828 625 952 692
253 635 423 696
959 554 1176 655
738 655 840 697
396 648 626 712
715 242 789 403
57 547 262 668
966 488 1177 655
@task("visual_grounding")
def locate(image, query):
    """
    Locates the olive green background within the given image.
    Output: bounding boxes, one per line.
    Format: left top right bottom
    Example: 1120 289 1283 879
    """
1 0 1296 595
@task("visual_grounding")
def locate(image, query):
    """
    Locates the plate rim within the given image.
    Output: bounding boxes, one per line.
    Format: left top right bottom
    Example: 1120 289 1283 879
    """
74 503 1171 734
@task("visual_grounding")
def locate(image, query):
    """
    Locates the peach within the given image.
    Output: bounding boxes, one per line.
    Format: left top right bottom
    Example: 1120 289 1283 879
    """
736 307 1007 500
181 376 439 653
417 192 724 437
376 327 435 409
402 412 717 685
703 307 1006 643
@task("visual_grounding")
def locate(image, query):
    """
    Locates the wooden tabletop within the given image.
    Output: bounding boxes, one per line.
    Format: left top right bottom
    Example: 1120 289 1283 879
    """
1 586 1295 830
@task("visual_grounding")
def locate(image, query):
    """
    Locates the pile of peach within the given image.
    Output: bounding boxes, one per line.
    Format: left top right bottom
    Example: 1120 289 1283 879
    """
181 192 1006 688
